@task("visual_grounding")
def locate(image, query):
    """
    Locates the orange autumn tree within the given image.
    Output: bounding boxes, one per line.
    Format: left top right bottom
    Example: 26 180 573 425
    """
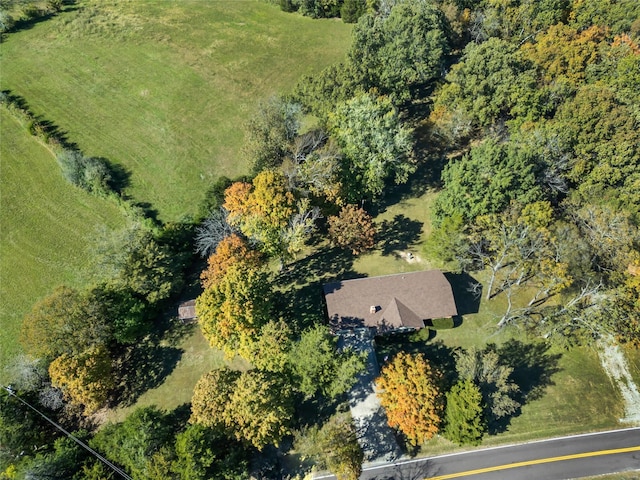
200 233 263 289
375 352 444 445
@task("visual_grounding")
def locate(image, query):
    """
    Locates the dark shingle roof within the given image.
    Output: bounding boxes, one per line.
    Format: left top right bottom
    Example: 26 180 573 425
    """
323 270 457 331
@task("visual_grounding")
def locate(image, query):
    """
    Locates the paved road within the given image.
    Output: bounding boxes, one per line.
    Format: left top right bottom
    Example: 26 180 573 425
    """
315 427 640 480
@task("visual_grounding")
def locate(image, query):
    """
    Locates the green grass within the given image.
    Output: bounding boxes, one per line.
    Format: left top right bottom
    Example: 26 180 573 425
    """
107 325 250 423
0 0 352 222
0 110 128 380
353 190 438 276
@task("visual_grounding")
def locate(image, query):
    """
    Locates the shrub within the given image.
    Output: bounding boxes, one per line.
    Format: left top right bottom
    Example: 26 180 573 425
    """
55 149 111 193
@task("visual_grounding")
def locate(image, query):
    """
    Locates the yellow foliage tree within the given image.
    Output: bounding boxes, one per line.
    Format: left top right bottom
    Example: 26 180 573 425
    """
48 345 114 415
375 352 443 445
196 263 272 357
190 368 293 450
224 170 296 258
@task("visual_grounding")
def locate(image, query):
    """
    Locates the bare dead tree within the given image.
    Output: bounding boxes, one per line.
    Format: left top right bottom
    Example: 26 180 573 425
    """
195 207 235 258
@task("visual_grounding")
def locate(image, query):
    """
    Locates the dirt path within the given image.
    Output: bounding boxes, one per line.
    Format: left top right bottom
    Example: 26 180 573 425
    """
598 338 640 425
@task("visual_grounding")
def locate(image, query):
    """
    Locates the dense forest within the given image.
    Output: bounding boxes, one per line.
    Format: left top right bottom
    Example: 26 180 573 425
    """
1 0 639 479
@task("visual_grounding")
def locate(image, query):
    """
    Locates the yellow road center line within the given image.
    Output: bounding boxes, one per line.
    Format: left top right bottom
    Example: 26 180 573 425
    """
427 445 640 479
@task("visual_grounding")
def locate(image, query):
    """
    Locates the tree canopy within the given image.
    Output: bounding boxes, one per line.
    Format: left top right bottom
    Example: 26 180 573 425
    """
330 92 415 200
376 352 444 445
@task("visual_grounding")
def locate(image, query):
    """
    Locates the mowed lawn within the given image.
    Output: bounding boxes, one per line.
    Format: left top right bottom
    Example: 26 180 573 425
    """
0 111 128 380
0 0 352 221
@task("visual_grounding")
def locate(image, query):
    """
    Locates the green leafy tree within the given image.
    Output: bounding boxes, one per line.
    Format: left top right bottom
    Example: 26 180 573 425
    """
433 139 544 225
87 283 151 344
289 325 366 399
444 378 486 446
349 0 450 102
190 368 294 450
0 390 50 465
20 286 110 360
93 224 186 306
467 0 570 43
375 352 444 445
432 38 540 132
299 0 343 18
455 347 520 432
172 424 248 480
48 345 114 415
241 319 292 372
91 406 175 480
548 84 640 208
244 96 301 174
16 436 88 480
569 0 640 35
330 92 414 200
293 62 360 119
423 213 469 271
328 204 377 255
341 0 367 23
318 413 364 480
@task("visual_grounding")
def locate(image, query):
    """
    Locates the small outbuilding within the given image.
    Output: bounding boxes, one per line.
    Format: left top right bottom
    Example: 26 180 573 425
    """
178 299 197 322
323 270 458 333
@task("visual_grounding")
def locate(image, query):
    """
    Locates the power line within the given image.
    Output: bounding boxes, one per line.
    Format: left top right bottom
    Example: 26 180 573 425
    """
2 385 133 480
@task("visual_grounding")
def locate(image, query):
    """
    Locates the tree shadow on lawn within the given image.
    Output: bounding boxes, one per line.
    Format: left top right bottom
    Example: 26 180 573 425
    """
495 339 563 403
486 339 563 434
275 246 360 333
276 246 358 288
111 341 183 407
378 214 424 256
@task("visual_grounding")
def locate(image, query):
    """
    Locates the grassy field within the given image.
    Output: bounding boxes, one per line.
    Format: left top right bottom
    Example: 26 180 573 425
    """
0 0 352 222
0 110 128 380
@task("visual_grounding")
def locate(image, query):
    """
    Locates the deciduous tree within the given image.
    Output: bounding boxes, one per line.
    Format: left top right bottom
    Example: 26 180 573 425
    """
328 204 377 255
455 348 520 431
375 352 444 445
91 406 175 480
244 96 301 174
194 207 235 259
172 424 248 480
349 1 449 102
330 93 414 200
433 139 544 225
318 413 364 480
289 325 366 399
20 286 109 360
190 368 294 450
432 38 540 132
224 170 298 258
48 345 114 415
200 233 263 289
196 263 272 356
